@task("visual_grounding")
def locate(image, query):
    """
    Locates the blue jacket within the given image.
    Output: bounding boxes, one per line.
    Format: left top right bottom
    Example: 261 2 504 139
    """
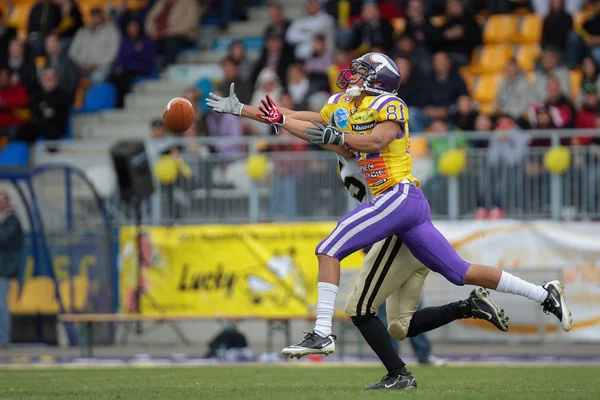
0 212 24 279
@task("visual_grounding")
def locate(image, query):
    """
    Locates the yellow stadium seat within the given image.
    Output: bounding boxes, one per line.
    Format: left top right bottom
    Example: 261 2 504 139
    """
574 11 594 32
11 276 60 315
7 3 32 35
570 70 582 102
515 44 541 72
483 14 518 44
472 73 503 104
514 14 542 43
59 276 89 312
470 44 513 74
479 102 496 115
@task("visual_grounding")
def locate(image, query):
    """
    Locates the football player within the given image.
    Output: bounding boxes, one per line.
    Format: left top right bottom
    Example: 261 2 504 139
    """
206 52 572 389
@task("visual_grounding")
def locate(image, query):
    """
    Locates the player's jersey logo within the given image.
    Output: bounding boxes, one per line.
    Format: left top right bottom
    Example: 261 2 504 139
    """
333 108 350 129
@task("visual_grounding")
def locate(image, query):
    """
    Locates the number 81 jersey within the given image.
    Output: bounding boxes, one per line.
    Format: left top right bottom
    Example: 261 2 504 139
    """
320 92 420 196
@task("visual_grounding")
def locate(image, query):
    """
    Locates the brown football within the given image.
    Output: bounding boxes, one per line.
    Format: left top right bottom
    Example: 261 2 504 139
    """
163 97 195 133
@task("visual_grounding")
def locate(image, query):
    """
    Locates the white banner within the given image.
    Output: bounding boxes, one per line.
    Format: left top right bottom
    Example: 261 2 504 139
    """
421 220 600 341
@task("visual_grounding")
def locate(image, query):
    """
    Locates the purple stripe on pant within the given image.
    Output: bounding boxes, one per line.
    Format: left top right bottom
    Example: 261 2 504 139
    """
316 183 469 285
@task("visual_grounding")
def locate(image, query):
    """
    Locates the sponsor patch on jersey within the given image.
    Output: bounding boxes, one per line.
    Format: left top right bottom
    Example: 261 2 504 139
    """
353 110 375 122
334 108 350 129
342 96 352 103
351 122 377 131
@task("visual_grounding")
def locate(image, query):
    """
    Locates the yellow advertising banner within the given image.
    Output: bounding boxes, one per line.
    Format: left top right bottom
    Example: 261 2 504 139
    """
119 224 365 317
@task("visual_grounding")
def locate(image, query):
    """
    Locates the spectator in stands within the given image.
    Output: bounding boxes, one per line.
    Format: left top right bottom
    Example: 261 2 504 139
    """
286 64 310 109
529 76 576 128
44 34 78 102
268 92 307 221
450 95 478 131
438 0 482 67
264 1 291 44
327 48 353 94
576 83 599 128
532 47 570 103
145 0 200 70
474 112 494 132
17 67 70 143
349 1 394 54
565 0 600 68
206 87 244 156
251 32 295 91
393 34 432 76
182 86 208 133
113 0 153 34
304 34 334 93
541 0 573 55
395 55 428 133
496 58 533 121
476 117 529 220
404 0 439 52
0 190 24 350
0 65 29 140
69 7 121 84
285 0 335 61
7 39 38 92
228 40 251 81
423 51 468 124
54 0 84 54
250 69 283 136
150 118 167 139
222 57 252 105
110 19 156 109
28 0 63 56
0 10 17 61
580 56 600 103
533 0 587 16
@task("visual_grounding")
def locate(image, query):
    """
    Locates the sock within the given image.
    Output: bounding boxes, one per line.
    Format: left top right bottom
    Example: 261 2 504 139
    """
406 301 469 338
352 314 407 375
314 282 338 338
496 271 548 303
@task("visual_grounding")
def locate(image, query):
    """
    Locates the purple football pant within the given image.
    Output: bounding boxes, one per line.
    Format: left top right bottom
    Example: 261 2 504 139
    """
316 183 469 285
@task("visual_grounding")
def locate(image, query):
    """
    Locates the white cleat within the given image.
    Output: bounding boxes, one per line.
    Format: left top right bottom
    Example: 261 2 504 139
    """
281 332 336 359
542 280 572 332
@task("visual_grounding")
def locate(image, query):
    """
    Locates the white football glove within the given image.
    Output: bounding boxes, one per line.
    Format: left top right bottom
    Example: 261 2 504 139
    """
305 121 345 145
205 82 243 116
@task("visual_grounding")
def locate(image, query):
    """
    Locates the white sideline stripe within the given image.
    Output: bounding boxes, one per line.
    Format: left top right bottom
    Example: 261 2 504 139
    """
328 184 409 256
316 187 398 254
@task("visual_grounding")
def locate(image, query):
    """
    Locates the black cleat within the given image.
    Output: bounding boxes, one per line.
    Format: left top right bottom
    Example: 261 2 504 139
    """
542 280 572 332
281 332 335 359
365 372 417 390
467 287 510 332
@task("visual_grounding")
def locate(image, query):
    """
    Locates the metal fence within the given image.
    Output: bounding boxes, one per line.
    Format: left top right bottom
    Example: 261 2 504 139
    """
37 129 600 224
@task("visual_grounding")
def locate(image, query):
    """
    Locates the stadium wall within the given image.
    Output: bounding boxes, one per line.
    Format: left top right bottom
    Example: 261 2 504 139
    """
115 220 600 344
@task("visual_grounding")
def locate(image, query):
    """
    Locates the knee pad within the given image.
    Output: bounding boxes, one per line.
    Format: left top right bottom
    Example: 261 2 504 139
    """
350 313 376 327
388 317 410 341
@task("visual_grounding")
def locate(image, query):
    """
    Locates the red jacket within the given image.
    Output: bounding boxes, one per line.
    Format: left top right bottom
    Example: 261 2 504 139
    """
0 83 29 128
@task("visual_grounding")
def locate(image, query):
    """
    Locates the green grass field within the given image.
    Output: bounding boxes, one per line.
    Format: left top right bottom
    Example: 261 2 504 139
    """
0 365 598 399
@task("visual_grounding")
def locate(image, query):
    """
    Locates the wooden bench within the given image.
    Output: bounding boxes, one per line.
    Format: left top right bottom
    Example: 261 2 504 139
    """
58 313 363 358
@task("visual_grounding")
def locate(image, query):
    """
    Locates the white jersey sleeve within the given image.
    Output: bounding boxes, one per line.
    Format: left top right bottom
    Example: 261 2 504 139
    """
337 155 374 204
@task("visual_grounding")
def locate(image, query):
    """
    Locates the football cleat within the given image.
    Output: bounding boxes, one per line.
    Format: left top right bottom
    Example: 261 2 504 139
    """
281 332 335 359
365 372 417 390
468 287 510 332
542 280 572 332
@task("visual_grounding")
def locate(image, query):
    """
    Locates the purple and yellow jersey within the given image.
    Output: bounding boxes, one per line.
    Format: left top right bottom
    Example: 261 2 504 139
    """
320 92 419 196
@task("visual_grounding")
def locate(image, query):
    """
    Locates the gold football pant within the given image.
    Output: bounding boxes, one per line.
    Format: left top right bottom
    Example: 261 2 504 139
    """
345 235 429 341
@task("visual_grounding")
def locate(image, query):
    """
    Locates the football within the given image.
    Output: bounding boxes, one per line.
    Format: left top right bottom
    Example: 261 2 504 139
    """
163 97 195 133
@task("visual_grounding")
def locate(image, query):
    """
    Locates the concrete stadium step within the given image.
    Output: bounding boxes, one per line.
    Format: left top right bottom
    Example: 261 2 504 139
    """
125 92 182 109
248 4 305 20
177 49 260 64
133 80 192 95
